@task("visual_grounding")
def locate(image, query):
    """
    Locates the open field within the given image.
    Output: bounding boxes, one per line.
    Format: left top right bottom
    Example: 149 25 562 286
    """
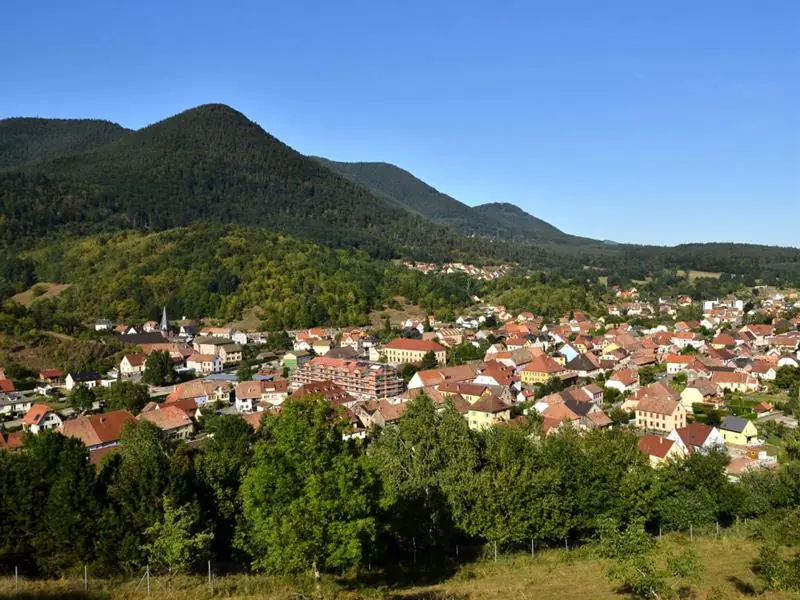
0 533 795 600
11 283 73 307
368 297 428 328
679 270 723 280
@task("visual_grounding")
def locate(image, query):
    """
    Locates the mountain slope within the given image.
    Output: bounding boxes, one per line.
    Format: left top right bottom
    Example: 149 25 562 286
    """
0 117 130 170
0 105 493 262
316 158 596 246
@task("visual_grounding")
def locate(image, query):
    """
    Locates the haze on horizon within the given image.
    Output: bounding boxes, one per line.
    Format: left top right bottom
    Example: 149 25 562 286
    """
2 0 798 247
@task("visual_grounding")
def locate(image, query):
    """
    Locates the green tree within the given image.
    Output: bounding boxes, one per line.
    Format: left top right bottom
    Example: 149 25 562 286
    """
102 380 150 414
236 362 252 381
418 350 438 370
142 351 176 386
70 384 95 413
237 397 377 578
601 519 701 600
143 497 213 575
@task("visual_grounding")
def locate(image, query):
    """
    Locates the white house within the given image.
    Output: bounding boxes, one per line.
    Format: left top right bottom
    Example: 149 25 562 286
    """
65 372 101 391
187 354 223 375
22 404 63 434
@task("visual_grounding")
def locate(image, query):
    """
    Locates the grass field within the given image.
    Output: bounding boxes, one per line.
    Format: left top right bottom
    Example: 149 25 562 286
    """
11 283 73 307
679 270 723 281
0 532 795 599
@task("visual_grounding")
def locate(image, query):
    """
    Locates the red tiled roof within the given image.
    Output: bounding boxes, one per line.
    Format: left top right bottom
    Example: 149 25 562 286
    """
0 379 15 393
636 396 680 416
469 394 511 414
22 404 51 426
521 355 564 375
384 338 445 352
62 410 135 447
139 405 192 431
638 435 676 459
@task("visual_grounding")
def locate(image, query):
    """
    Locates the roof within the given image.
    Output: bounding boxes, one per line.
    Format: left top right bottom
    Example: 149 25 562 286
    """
139 405 193 431
89 445 121 466
384 338 445 353
469 394 511 414
711 371 749 384
0 379 15 393
236 380 266 400
541 402 580 422
188 353 218 363
521 355 565 375
638 435 676 459
62 410 136 447
22 404 51 426
413 364 480 387
377 399 408 422
39 369 63 379
438 382 488 397
720 415 751 433
68 371 101 382
242 412 263 431
610 369 638 386
636 396 680 416
674 422 715 450
294 380 354 407
123 354 147 367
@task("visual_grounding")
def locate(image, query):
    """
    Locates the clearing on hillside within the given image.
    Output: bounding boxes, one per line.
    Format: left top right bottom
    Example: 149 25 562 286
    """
11 282 72 307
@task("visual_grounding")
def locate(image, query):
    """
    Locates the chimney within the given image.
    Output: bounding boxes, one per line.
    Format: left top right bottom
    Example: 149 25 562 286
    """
659 437 663 445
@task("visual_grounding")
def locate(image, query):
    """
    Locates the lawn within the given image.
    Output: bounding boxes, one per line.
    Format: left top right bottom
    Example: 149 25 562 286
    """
0 532 795 599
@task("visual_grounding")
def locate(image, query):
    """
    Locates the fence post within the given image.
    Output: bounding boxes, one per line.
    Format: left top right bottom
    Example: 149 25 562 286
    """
14 565 18 595
564 538 568 551
208 559 212 593
493 541 497 562
84 564 88 593
531 539 534 557
690 523 693 541
659 526 662 541
146 565 150 596
716 521 720 538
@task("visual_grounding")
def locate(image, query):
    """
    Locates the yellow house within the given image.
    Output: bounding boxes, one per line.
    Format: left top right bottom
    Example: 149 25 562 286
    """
467 394 511 430
520 355 565 385
720 416 759 446
638 435 686 467
383 338 446 365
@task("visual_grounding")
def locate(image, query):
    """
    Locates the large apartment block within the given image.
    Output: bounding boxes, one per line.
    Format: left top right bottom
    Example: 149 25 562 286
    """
291 356 404 400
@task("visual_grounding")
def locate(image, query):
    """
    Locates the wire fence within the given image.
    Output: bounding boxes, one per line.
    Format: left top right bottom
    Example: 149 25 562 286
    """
0 518 759 597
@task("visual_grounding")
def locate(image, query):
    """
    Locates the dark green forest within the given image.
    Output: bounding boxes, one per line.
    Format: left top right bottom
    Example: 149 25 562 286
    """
1 394 799 579
2 103 800 330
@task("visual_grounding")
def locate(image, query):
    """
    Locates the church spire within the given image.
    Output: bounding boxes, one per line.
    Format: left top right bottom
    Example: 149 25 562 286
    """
159 306 169 333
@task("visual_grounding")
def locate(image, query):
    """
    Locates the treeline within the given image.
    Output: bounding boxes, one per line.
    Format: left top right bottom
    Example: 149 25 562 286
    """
2 394 799 578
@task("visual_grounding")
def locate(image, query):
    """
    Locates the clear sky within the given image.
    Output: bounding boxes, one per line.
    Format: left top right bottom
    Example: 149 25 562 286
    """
3 1 798 246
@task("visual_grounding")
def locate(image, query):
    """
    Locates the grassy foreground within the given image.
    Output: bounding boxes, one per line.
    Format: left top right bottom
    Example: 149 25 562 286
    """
0 534 794 600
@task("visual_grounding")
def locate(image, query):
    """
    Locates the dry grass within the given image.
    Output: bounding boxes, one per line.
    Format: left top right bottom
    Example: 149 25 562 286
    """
368 297 428 328
11 283 73 307
0 533 795 600
680 270 723 281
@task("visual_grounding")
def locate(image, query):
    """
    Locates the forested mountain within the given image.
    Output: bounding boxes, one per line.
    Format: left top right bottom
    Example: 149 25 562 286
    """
1 103 800 296
316 158 595 246
0 117 129 170
0 105 500 262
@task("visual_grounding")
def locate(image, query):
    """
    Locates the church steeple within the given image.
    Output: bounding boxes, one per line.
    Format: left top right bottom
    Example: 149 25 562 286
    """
159 306 169 333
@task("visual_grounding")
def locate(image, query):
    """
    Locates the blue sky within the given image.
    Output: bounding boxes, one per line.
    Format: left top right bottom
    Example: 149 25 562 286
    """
2 1 798 246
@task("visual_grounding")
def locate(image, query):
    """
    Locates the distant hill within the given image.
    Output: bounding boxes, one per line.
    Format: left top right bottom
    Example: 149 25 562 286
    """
315 158 597 247
0 117 129 170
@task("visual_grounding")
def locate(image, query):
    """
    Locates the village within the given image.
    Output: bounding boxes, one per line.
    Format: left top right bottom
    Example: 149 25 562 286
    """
1 286 799 477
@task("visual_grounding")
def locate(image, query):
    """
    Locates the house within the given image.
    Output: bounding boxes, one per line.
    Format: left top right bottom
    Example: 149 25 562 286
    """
711 371 758 393
282 351 311 370
120 354 147 376
65 372 101 391
466 394 512 430
407 364 481 390
719 416 759 446
680 379 721 412
235 380 265 413
670 332 705 350
668 422 726 455
61 409 136 450
382 339 446 366
638 435 686 467
606 368 639 393
519 355 565 385
187 354 223 375
39 369 64 385
139 405 195 439
664 354 695 375
474 361 516 388
95 318 114 331
754 401 775 417
22 404 63 434
564 352 603 378
0 392 33 417
199 327 233 339
635 396 687 433
218 343 243 365
166 380 233 406
750 360 777 381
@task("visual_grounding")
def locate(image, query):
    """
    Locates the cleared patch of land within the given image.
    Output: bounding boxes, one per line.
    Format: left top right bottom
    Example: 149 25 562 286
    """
368 297 428 328
0 533 794 599
680 270 723 280
11 283 72 307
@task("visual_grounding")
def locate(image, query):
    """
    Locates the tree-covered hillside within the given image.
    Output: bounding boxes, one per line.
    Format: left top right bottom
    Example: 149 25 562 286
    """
0 117 129 170
316 158 595 247
0 105 492 262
